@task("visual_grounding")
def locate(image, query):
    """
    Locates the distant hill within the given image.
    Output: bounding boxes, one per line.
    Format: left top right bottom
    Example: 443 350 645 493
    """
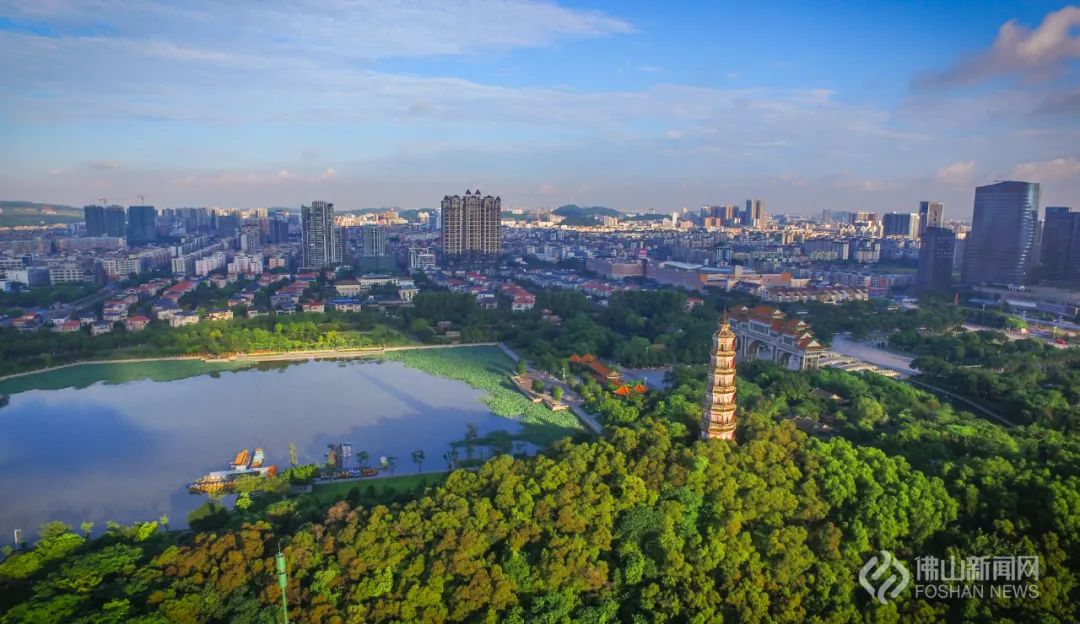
0 201 83 226
553 204 621 226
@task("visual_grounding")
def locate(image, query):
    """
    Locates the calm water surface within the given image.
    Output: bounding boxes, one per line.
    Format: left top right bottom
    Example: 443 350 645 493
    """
0 359 522 534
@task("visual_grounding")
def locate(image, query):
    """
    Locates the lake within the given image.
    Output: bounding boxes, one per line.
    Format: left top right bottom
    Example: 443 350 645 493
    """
0 358 530 535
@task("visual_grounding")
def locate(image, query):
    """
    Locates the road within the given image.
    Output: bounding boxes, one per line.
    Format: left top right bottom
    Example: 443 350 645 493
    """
828 334 916 376
906 379 1016 427
43 283 119 322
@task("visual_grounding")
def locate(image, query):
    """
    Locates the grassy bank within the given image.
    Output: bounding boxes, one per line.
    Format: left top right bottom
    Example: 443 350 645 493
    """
382 345 586 445
310 472 451 505
0 359 257 395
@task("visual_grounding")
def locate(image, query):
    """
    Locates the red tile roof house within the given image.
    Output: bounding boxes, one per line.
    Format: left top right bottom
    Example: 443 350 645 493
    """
53 319 82 333
125 315 151 331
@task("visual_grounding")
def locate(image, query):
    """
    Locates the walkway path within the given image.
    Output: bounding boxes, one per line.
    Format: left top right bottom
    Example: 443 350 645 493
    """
498 343 604 435
906 379 1016 427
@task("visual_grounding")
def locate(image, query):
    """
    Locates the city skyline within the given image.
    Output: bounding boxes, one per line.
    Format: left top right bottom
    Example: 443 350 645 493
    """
0 1 1078 215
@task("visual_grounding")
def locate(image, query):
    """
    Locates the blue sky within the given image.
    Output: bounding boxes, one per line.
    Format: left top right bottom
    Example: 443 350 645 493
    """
1 1 1078 216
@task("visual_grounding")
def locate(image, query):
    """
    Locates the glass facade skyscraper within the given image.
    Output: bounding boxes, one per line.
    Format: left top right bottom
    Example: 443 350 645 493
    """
961 181 1039 286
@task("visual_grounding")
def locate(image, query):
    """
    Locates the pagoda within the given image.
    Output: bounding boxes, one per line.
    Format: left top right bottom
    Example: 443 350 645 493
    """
701 315 738 440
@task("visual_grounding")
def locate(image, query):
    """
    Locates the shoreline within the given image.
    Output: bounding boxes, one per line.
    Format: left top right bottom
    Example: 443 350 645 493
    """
0 342 499 385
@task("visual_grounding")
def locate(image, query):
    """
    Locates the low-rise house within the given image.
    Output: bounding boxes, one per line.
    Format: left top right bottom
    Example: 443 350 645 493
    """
90 321 113 336
12 314 43 332
207 309 233 321
151 299 179 320
397 280 419 302
168 311 200 327
246 308 270 318
302 301 325 313
53 319 82 333
334 279 363 297
330 298 362 313
125 315 151 332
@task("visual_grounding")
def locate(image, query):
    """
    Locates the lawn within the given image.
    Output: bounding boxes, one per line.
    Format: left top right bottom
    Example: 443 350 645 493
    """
382 345 587 445
310 471 450 505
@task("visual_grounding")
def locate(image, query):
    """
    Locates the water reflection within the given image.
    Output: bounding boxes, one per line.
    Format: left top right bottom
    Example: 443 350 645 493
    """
0 360 522 535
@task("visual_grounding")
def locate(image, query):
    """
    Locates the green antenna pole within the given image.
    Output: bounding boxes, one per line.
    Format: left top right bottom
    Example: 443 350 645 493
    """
276 546 289 624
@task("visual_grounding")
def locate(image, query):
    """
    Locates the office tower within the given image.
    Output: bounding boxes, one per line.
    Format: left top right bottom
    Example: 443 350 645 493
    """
104 205 127 237
1040 207 1080 285
744 199 765 227
269 216 290 244
882 212 921 238
962 181 1040 286
918 201 944 236
301 200 341 269
84 205 106 236
126 205 158 244
916 227 956 293
440 190 501 259
359 224 388 257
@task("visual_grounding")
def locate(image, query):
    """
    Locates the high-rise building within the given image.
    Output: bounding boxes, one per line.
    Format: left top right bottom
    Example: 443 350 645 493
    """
269 216 290 244
215 211 240 236
127 205 158 245
301 200 341 269
701 316 737 441
84 205 106 236
962 181 1040 286
359 224 388 257
238 226 262 252
916 227 956 293
744 199 765 227
440 190 501 259
918 201 944 236
882 212 920 238
1040 207 1080 285
104 205 127 237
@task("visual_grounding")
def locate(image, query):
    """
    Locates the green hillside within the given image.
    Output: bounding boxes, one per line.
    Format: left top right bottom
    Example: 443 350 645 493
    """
0 201 83 227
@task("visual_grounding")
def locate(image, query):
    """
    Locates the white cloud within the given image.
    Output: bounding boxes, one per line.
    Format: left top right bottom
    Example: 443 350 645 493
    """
917 5 1080 86
1009 156 1080 181
936 160 977 185
0 0 633 62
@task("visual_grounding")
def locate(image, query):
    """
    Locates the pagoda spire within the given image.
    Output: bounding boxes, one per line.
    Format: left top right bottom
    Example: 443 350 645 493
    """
701 316 737 441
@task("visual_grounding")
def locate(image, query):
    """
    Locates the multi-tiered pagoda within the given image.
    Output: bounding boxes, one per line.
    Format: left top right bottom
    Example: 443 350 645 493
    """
701 316 738 440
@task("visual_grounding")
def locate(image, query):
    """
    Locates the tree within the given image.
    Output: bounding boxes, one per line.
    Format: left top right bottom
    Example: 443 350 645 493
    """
411 449 426 472
515 360 527 375
386 456 398 476
464 424 479 460
356 450 370 469
552 386 564 402
443 448 459 469
532 379 545 393
80 521 94 536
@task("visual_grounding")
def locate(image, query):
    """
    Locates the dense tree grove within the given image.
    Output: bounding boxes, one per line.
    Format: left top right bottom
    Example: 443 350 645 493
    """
887 328 1080 431
2 362 1076 623
0 312 404 375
